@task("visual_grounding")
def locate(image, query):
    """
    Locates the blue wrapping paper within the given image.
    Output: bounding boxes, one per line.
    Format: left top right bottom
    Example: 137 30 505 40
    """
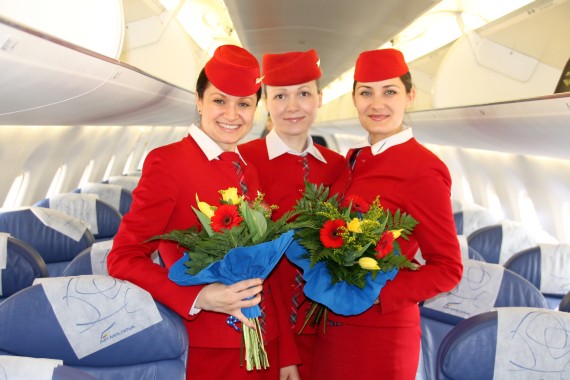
168 230 294 318
285 239 399 316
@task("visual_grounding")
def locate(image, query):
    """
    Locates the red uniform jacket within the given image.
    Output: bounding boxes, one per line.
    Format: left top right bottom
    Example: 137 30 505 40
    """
107 134 299 366
332 138 463 327
240 138 350 333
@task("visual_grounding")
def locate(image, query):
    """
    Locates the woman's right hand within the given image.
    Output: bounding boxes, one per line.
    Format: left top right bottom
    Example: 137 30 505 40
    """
194 278 263 328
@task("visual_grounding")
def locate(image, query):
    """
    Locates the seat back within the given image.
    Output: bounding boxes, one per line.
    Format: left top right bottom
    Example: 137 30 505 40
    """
504 244 570 309
0 208 95 277
467 220 555 264
0 275 188 380
418 259 547 380
63 241 162 277
453 205 499 236
74 182 133 216
105 175 140 193
437 308 570 380
1 234 48 302
34 193 122 241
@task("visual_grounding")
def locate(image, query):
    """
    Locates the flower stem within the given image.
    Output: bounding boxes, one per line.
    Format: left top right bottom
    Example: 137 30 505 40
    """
242 317 269 371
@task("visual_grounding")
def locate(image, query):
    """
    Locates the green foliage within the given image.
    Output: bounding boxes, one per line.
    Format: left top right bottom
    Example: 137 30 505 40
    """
292 181 419 289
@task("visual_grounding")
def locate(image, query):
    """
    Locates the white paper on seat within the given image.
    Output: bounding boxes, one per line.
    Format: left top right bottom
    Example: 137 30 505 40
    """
0 232 8 297
90 240 114 275
462 205 499 236
108 176 139 192
35 275 163 359
0 356 63 380
499 220 539 265
423 260 503 318
81 182 122 212
539 244 570 295
0 232 8 270
457 235 469 260
31 206 89 242
495 307 570 379
49 193 99 235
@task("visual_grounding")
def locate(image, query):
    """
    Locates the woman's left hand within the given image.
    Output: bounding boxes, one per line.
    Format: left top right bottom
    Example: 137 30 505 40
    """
280 365 300 380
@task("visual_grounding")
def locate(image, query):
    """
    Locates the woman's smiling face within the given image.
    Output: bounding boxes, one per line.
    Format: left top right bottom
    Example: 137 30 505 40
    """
352 77 415 145
196 82 258 151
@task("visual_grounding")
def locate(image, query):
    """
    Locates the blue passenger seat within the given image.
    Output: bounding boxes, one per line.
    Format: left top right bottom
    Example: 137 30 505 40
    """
452 204 499 236
0 207 95 277
63 241 163 276
467 220 557 264
504 244 570 309
104 175 140 193
0 234 48 302
0 275 188 380
73 182 133 216
34 193 122 242
417 259 547 380
437 308 570 380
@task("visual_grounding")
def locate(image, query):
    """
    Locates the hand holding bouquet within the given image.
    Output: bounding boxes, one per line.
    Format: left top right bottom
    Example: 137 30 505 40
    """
150 188 308 370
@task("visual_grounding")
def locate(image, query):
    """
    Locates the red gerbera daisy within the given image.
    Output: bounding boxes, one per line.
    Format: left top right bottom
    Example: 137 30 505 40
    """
374 231 395 258
320 219 346 248
341 195 370 213
211 204 243 232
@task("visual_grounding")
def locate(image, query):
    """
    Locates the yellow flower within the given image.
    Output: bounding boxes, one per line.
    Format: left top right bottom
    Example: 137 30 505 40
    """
196 195 215 219
347 218 362 233
358 257 380 270
220 187 241 205
391 229 404 239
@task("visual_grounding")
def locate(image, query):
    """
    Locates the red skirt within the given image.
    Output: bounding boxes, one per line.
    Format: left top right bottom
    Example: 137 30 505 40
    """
311 323 421 380
186 340 280 379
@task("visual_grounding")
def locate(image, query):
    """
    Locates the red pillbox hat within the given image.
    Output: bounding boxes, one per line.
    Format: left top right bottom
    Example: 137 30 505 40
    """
354 48 409 82
262 49 322 86
205 44 262 97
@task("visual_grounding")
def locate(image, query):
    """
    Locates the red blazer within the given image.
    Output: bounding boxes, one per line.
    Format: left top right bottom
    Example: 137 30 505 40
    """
107 135 299 366
332 139 463 327
240 139 349 333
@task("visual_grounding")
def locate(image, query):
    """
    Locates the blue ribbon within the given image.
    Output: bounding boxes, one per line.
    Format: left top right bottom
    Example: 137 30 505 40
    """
226 315 241 332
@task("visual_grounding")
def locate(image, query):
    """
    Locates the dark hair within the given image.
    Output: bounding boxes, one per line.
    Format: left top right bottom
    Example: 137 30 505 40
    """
196 68 262 103
352 71 413 94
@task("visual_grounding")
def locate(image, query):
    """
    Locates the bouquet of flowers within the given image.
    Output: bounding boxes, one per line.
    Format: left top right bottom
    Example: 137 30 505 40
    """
286 182 419 332
150 187 308 371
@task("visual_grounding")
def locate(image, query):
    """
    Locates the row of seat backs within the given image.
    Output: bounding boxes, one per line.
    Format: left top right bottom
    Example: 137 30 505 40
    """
417 258 548 380
0 275 187 380
34 192 122 241
0 208 95 277
0 234 48 302
437 307 570 380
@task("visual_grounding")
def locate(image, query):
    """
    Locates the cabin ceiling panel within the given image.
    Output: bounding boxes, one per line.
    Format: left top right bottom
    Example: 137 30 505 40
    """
0 16 195 126
224 0 440 87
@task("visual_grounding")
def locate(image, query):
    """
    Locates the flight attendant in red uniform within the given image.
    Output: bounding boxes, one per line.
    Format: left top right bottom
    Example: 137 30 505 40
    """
240 49 349 379
107 45 300 380
311 48 463 379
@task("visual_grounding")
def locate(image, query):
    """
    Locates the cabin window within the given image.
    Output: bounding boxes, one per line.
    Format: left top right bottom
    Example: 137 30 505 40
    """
2 172 29 210
123 153 134 175
519 191 541 230
460 176 474 204
563 203 570 243
46 165 68 198
103 156 116 181
137 150 149 171
78 160 94 190
486 184 504 220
